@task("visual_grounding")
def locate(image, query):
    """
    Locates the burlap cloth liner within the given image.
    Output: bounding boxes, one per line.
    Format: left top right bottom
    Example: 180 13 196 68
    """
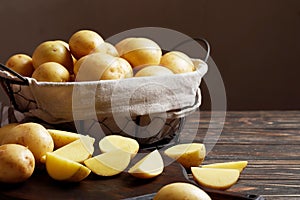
0 59 207 125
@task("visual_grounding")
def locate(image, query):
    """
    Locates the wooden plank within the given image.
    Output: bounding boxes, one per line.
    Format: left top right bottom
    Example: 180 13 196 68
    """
178 128 300 145
185 110 300 129
229 180 300 197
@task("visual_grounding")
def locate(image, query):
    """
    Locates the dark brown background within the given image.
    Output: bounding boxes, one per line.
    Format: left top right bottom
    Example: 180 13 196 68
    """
0 0 299 110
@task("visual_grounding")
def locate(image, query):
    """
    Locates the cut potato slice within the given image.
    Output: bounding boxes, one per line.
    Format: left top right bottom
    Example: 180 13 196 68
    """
128 149 164 179
47 129 81 149
45 152 91 182
99 135 139 158
51 135 95 163
164 143 206 168
191 167 240 190
84 150 131 176
202 161 248 172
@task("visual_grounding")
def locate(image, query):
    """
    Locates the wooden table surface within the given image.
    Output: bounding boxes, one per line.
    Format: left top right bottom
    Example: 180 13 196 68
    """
185 110 300 200
0 110 299 200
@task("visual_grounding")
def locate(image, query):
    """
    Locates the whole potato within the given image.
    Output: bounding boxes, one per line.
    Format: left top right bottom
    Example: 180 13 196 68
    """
74 53 131 81
134 65 174 77
115 37 162 68
31 62 70 82
5 54 35 77
160 51 195 74
1 122 54 164
0 123 19 144
0 144 35 183
32 40 74 73
154 182 211 200
69 29 104 59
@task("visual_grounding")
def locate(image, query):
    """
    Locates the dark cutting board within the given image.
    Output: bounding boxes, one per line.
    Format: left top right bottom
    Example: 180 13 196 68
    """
0 157 263 200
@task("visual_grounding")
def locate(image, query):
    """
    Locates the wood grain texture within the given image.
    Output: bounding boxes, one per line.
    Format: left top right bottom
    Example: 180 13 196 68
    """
0 110 299 199
189 110 300 199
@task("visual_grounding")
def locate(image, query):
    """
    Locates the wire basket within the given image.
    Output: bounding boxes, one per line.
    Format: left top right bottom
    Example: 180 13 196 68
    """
0 38 209 147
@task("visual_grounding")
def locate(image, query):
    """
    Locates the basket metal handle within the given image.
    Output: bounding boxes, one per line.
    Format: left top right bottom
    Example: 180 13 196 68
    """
0 63 29 85
169 37 211 63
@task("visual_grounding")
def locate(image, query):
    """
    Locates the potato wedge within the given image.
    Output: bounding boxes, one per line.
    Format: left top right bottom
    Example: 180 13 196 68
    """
191 167 240 190
99 135 139 159
202 161 248 172
50 135 95 163
47 129 81 149
164 143 206 168
84 150 131 176
128 149 164 179
45 152 90 182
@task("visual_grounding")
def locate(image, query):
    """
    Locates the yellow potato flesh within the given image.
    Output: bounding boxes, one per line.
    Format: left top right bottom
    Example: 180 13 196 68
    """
154 182 211 200
202 161 248 172
84 150 131 176
45 152 90 182
47 129 81 149
51 135 95 163
164 143 206 168
128 149 163 179
99 135 139 159
191 167 240 190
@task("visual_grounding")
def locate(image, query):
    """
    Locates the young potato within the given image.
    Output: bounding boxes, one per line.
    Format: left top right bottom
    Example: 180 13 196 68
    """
0 144 35 183
93 42 119 57
134 65 174 77
154 182 211 200
115 37 162 68
1 122 54 164
74 53 131 81
69 29 104 59
0 123 19 144
5 54 35 77
32 40 74 73
31 62 70 82
160 51 195 74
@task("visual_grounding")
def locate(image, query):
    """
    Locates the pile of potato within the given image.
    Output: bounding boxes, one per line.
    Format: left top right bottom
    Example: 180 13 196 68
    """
0 121 248 200
0 123 54 183
5 30 197 82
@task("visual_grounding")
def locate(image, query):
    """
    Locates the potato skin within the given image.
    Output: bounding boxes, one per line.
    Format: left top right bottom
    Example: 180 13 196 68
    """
154 182 211 200
1 123 54 164
0 144 35 183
